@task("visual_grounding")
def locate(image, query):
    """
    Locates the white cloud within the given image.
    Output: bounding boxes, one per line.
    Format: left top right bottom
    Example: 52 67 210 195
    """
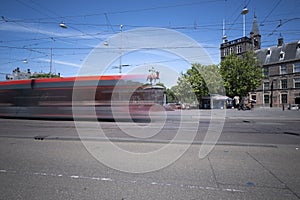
39 58 81 68
0 22 111 40
0 22 69 37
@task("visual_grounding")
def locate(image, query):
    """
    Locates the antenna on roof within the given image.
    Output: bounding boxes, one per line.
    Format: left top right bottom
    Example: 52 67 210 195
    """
222 19 227 43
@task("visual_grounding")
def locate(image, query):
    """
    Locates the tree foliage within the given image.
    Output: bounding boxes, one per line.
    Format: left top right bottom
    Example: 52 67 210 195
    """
195 64 224 95
30 73 60 79
170 64 223 103
171 74 197 103
165 88 178 103
220 52 263 98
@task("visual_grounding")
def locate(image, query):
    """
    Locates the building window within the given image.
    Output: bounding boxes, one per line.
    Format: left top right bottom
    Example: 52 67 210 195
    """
237 45 242 54
263 66 269 76
280 64 287 75
266 48 271 55
264 82 269 90
264 94 269 104
279 51 285 60
281 79 287 89
224 48 229 56
294 62 300 73
294 78 300 88
229 47 233 54
281 94 287 104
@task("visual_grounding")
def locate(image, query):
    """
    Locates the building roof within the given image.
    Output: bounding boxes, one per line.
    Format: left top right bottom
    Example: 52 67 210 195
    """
220 36 252 48
251 15 260 36
255 40 300 65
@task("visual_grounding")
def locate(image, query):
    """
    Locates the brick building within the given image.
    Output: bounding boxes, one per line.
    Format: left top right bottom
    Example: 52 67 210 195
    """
220 15 261 60
220 15 300 107
252 38 300 107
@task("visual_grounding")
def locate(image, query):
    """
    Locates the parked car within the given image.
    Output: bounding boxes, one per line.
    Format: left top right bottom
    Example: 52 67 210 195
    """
288 104 299 110
166 103 182 110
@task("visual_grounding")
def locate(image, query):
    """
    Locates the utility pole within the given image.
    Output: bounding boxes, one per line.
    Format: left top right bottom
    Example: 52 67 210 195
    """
119 25 123 74
50 48 52 78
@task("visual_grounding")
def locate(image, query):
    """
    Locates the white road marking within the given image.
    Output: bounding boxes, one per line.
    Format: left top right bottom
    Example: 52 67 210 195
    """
0 169 244 193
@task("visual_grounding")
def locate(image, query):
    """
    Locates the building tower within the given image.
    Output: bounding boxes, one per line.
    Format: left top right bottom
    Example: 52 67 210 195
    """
250 14 261 50
220 13 261 61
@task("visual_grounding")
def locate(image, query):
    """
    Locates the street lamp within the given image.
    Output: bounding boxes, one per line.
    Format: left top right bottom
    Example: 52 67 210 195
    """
59 22 67 29
222 18 227 43
241 6 249 37
103 41 109 46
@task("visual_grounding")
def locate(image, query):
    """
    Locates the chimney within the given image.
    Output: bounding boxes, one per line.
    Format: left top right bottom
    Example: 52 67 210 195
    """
278 36 283 47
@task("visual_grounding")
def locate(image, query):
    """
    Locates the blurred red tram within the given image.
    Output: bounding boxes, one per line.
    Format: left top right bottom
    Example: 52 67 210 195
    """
0 75 165 120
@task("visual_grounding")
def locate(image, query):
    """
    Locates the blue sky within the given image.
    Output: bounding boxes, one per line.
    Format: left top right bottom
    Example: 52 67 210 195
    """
0 0 299 85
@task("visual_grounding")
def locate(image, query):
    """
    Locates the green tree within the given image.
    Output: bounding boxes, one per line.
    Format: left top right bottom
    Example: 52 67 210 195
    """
220 52 263 98
165 88 178 103
193 64 224 95
171 74 197 104
170 64 224 104
30 73 60 79
185 64 208 99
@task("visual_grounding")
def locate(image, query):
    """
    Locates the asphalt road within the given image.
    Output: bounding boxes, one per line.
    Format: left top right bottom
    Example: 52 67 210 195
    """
0 108 299 199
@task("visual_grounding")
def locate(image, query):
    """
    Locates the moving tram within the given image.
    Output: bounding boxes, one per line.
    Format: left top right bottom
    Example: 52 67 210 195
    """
0 75 165 120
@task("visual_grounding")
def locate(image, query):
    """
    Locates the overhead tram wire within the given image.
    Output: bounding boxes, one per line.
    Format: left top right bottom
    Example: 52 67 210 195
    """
15 0 54 20
104 13 115 33
10 0 223 23
2 0 263 41
0 17 51 57
268 17 300 36
0 44 218 51
28 0 64 21
0 32 104 44
8 0 295 43
2 1 228 42
0 16 236 45
10 0 211 42
260 0 282 26
0 16 106 59
0 17 80 49
0 19 243 43
14 0 105 43
53 0 224 19
3 1 225 76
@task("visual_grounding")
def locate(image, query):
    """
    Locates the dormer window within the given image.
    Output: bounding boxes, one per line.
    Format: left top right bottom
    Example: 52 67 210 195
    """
279 51 285 60
297 40 300 49
266 48 271 55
